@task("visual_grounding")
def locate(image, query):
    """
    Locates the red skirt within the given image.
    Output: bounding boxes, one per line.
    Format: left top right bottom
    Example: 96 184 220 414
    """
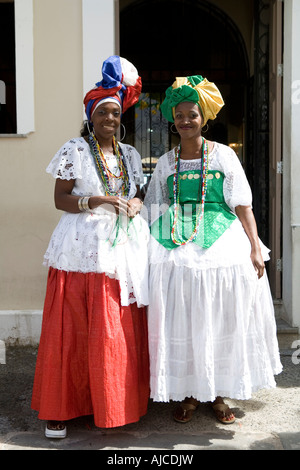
31 268 150 428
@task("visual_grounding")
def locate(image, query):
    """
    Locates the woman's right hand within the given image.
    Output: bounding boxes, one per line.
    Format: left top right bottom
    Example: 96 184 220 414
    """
54 179 134 216
54 179 130 215
89 195 129 216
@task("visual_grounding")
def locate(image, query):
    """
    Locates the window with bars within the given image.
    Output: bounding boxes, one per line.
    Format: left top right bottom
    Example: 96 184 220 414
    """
0 1 16 133
0 0 34 136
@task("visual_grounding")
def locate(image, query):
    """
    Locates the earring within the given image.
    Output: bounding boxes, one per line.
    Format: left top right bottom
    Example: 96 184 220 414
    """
170 123 178 134
119 123 126 141
202 123 209 133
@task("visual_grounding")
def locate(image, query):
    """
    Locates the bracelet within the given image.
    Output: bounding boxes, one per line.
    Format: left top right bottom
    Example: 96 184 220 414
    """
78 196 90 212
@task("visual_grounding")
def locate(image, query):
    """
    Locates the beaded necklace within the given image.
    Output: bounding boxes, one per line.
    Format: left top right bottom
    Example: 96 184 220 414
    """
171 137 208 245
88 132 130 197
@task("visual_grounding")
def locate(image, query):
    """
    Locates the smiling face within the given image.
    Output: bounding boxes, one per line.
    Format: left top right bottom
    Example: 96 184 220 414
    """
174 102 203 140
91 102 121 144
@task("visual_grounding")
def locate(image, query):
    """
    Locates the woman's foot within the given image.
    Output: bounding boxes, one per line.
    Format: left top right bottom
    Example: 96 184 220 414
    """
211 397 235 424
45 420 67 439
173 397 199 423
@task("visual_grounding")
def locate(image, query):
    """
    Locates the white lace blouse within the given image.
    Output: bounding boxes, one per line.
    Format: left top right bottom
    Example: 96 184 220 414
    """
43 137 149 307
46 137 144 197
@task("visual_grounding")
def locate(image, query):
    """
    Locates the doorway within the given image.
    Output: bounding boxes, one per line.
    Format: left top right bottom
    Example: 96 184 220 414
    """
120 0 249 176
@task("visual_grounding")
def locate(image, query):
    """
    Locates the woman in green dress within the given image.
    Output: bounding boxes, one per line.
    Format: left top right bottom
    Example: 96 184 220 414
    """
143 76 282 424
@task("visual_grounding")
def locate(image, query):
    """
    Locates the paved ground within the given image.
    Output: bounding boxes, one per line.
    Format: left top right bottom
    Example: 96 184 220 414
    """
0 332 300 453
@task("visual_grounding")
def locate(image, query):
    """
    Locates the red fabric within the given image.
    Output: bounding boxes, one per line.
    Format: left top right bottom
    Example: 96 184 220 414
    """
83 85 122 116
122 76 142 113
83 77 142 116
31 268 150 428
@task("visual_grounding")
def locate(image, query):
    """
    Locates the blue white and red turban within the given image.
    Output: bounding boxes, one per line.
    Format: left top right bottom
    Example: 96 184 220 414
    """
84 56 142 121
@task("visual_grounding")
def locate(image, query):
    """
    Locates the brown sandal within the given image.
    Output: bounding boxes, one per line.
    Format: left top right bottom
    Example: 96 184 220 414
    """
212 403 235 424
173 400 199 423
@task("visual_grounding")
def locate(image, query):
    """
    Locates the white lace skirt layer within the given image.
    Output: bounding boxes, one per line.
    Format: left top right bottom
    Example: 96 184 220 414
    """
43 210 149 308
148 219 282 402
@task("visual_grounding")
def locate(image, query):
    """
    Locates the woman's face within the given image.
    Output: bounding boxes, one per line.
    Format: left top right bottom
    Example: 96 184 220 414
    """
91 102 121 142
174 102 203 140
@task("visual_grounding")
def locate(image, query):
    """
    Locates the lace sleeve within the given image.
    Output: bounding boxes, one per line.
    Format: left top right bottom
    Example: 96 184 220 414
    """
143 153 171 225
46 138 84 180
216 145 252 212
119 143 144 186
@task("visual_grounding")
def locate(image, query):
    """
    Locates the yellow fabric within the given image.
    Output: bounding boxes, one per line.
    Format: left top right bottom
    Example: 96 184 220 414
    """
171 77 224 126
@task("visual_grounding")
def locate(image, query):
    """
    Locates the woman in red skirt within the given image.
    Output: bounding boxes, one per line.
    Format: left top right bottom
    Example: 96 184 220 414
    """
31 56 150 438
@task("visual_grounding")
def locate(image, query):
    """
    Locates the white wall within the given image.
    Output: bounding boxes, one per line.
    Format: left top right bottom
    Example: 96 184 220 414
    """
82 0 119 109
15 0 35 134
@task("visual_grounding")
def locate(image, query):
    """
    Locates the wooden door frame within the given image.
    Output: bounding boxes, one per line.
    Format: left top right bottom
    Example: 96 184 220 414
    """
269 0 283 298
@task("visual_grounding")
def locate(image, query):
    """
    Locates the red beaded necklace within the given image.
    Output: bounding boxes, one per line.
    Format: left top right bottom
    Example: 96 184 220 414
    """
171 137 209 245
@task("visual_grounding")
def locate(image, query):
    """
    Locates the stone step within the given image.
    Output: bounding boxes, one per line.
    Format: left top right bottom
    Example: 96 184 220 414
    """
276 318 299 334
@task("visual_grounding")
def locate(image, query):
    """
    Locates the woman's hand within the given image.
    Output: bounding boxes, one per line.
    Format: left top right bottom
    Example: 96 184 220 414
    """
127 197 143 218
54 180 128 215
54 179 143 218
235 205 265 279
250 247 265 279
91 195 129 216
90 196 142 218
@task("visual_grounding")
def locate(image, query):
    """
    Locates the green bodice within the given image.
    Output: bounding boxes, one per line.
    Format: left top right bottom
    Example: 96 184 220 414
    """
150 170 236 250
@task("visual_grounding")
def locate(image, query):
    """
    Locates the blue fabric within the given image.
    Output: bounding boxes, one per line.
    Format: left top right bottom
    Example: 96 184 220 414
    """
94 55 125 111
96 55 123 89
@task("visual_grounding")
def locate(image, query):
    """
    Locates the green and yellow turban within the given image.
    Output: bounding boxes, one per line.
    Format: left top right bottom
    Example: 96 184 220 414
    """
160 75 224 126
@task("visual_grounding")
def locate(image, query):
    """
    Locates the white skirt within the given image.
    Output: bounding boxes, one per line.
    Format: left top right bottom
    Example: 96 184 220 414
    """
147 219 283 402
44 210 150 308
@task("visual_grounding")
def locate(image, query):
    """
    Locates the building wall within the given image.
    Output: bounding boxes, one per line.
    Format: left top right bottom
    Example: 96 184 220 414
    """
0 0 116 311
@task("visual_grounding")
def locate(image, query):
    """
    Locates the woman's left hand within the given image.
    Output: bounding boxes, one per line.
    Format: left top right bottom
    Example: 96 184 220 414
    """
235 205 265 280
250 248 265 279
127 197 143 218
